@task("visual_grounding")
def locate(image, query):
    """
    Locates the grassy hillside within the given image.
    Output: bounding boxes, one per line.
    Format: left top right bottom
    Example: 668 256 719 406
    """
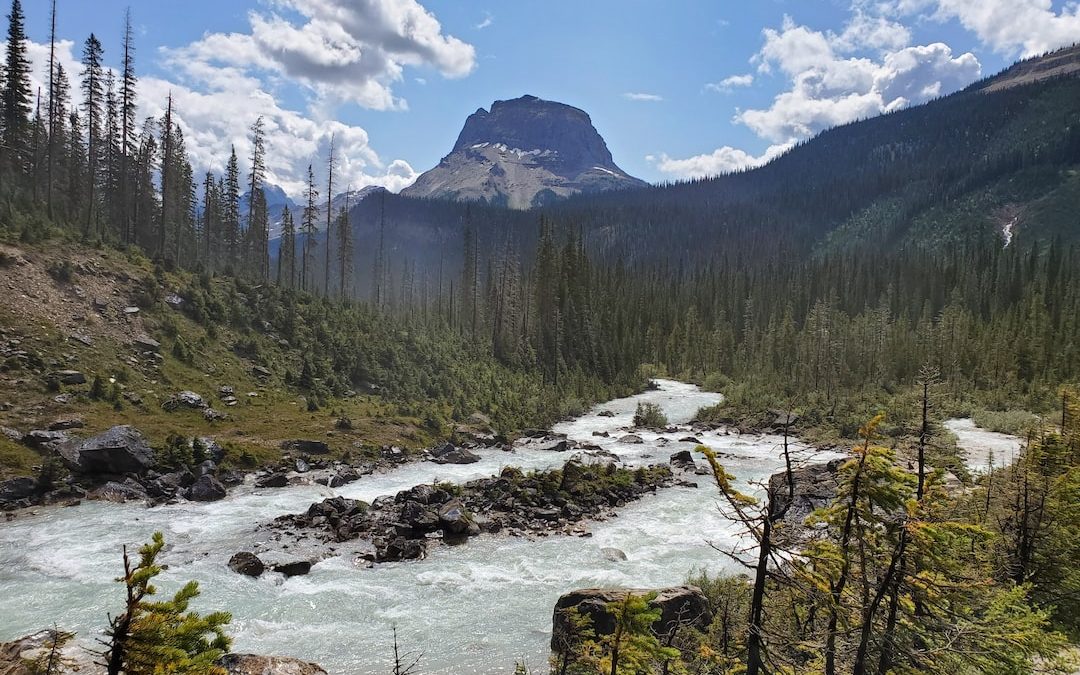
0 231 630 480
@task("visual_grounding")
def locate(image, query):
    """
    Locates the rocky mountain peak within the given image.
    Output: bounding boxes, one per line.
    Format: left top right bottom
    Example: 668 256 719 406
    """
402 95 646 209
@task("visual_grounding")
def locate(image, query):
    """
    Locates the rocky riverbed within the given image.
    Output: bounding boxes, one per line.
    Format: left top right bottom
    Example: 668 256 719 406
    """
0 380 864 673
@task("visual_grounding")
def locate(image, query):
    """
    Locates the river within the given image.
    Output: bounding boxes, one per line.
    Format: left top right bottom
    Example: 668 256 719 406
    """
1 381 997 673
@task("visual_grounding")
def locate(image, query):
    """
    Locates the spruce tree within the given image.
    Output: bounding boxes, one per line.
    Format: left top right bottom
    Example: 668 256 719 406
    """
2 0 31 169
80 33 104 234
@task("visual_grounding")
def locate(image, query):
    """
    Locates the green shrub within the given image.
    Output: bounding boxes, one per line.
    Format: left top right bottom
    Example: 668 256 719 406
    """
633 402 668 428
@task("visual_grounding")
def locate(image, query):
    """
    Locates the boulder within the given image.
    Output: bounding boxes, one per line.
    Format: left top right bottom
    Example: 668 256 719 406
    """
50 370 86 385
189 474 227 502
328 467 360 488
678 436 702 444
601 547 628 562
552 586 711 650
217 653 328 675
0 629 96 675
597 410 617 417
228 552 266 577
58 426 155 475
163 391 207 411
618 434 644 444
133 335 161 352
399 500 440 532
272 560 312 577
769 458 844 527
48 417 85 431
543 439 572 453
256 472 289 489
23 429 70 450
0 476 37 503
669 450 695 469
89 480 149 503
251 365 272 379
399 483 450 506
280 439 330 455
376 536 425 562
438 499 474 536
146 469 195 498
431 447 480 465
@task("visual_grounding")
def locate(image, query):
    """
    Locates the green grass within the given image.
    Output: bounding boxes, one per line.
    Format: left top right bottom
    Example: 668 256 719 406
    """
0 436 40 479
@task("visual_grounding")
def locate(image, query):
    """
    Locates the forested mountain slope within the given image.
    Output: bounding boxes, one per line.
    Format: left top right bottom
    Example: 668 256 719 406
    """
339 46 1080 295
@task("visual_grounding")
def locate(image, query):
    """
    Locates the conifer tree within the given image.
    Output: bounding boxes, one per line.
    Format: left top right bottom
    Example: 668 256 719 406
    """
103 532 231 675
2 0 31 170
279 204 296 288
80 33 104 234
118 8 137 243
323 134 335 296
301 163 318 291
223 146 241 271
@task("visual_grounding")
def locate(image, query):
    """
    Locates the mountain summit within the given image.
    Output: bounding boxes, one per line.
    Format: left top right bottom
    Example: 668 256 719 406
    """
402 95 647 209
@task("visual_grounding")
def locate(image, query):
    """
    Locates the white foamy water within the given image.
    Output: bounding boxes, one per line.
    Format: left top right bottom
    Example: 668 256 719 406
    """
944 418 1024 473
0 380 839 673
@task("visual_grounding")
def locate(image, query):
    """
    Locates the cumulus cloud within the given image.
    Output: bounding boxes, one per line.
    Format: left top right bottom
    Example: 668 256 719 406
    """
23 38 419 198
656 9 981 178
623 92 664 102
164 0 476 111
738 16 979 142
705 74 754 93
651 142 793 179
888 0 1080 57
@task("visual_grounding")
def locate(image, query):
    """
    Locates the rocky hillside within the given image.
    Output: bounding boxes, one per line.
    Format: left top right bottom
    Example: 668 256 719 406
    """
402 95 647 209
0 239 443 489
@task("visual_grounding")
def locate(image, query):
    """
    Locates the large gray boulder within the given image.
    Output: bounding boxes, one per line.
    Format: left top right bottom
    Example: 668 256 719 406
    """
89 480 149 503
57 426 155 475
228 552 266 577
438 499 475 536
189 474 227 502
216 654 328 675
769 458 844 526
551 586 711 650
0 476 37 503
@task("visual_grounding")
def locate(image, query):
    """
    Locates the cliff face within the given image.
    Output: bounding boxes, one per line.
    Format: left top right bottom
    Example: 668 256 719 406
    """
402 95 647 209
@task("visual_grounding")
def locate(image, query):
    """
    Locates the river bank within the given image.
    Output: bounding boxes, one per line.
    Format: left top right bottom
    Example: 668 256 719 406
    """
0 380 1021 673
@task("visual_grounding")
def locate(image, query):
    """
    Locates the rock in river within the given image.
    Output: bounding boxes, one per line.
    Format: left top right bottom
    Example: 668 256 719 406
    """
188 474 227 502
228 552 266 577
438 499 475 536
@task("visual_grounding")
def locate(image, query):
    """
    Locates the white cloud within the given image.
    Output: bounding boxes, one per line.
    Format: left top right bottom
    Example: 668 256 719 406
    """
164 0 476 112
656 9 981 178
476 12 494 30
830 11 912 53
623 92 664 102
23 38 419 198
651 142 793 179
891 0 1080 57
738 15 979 142
705 74 754 93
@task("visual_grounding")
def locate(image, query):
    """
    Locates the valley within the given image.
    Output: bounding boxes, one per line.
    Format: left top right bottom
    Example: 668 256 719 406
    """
1 1 1079 673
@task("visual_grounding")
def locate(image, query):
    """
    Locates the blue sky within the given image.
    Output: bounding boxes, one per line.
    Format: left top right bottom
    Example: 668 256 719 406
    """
18 0 1080 196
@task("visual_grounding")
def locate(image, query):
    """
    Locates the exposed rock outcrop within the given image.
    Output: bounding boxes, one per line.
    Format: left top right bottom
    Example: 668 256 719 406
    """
551 586 712 650
217 654 328 675
271 462 674 563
